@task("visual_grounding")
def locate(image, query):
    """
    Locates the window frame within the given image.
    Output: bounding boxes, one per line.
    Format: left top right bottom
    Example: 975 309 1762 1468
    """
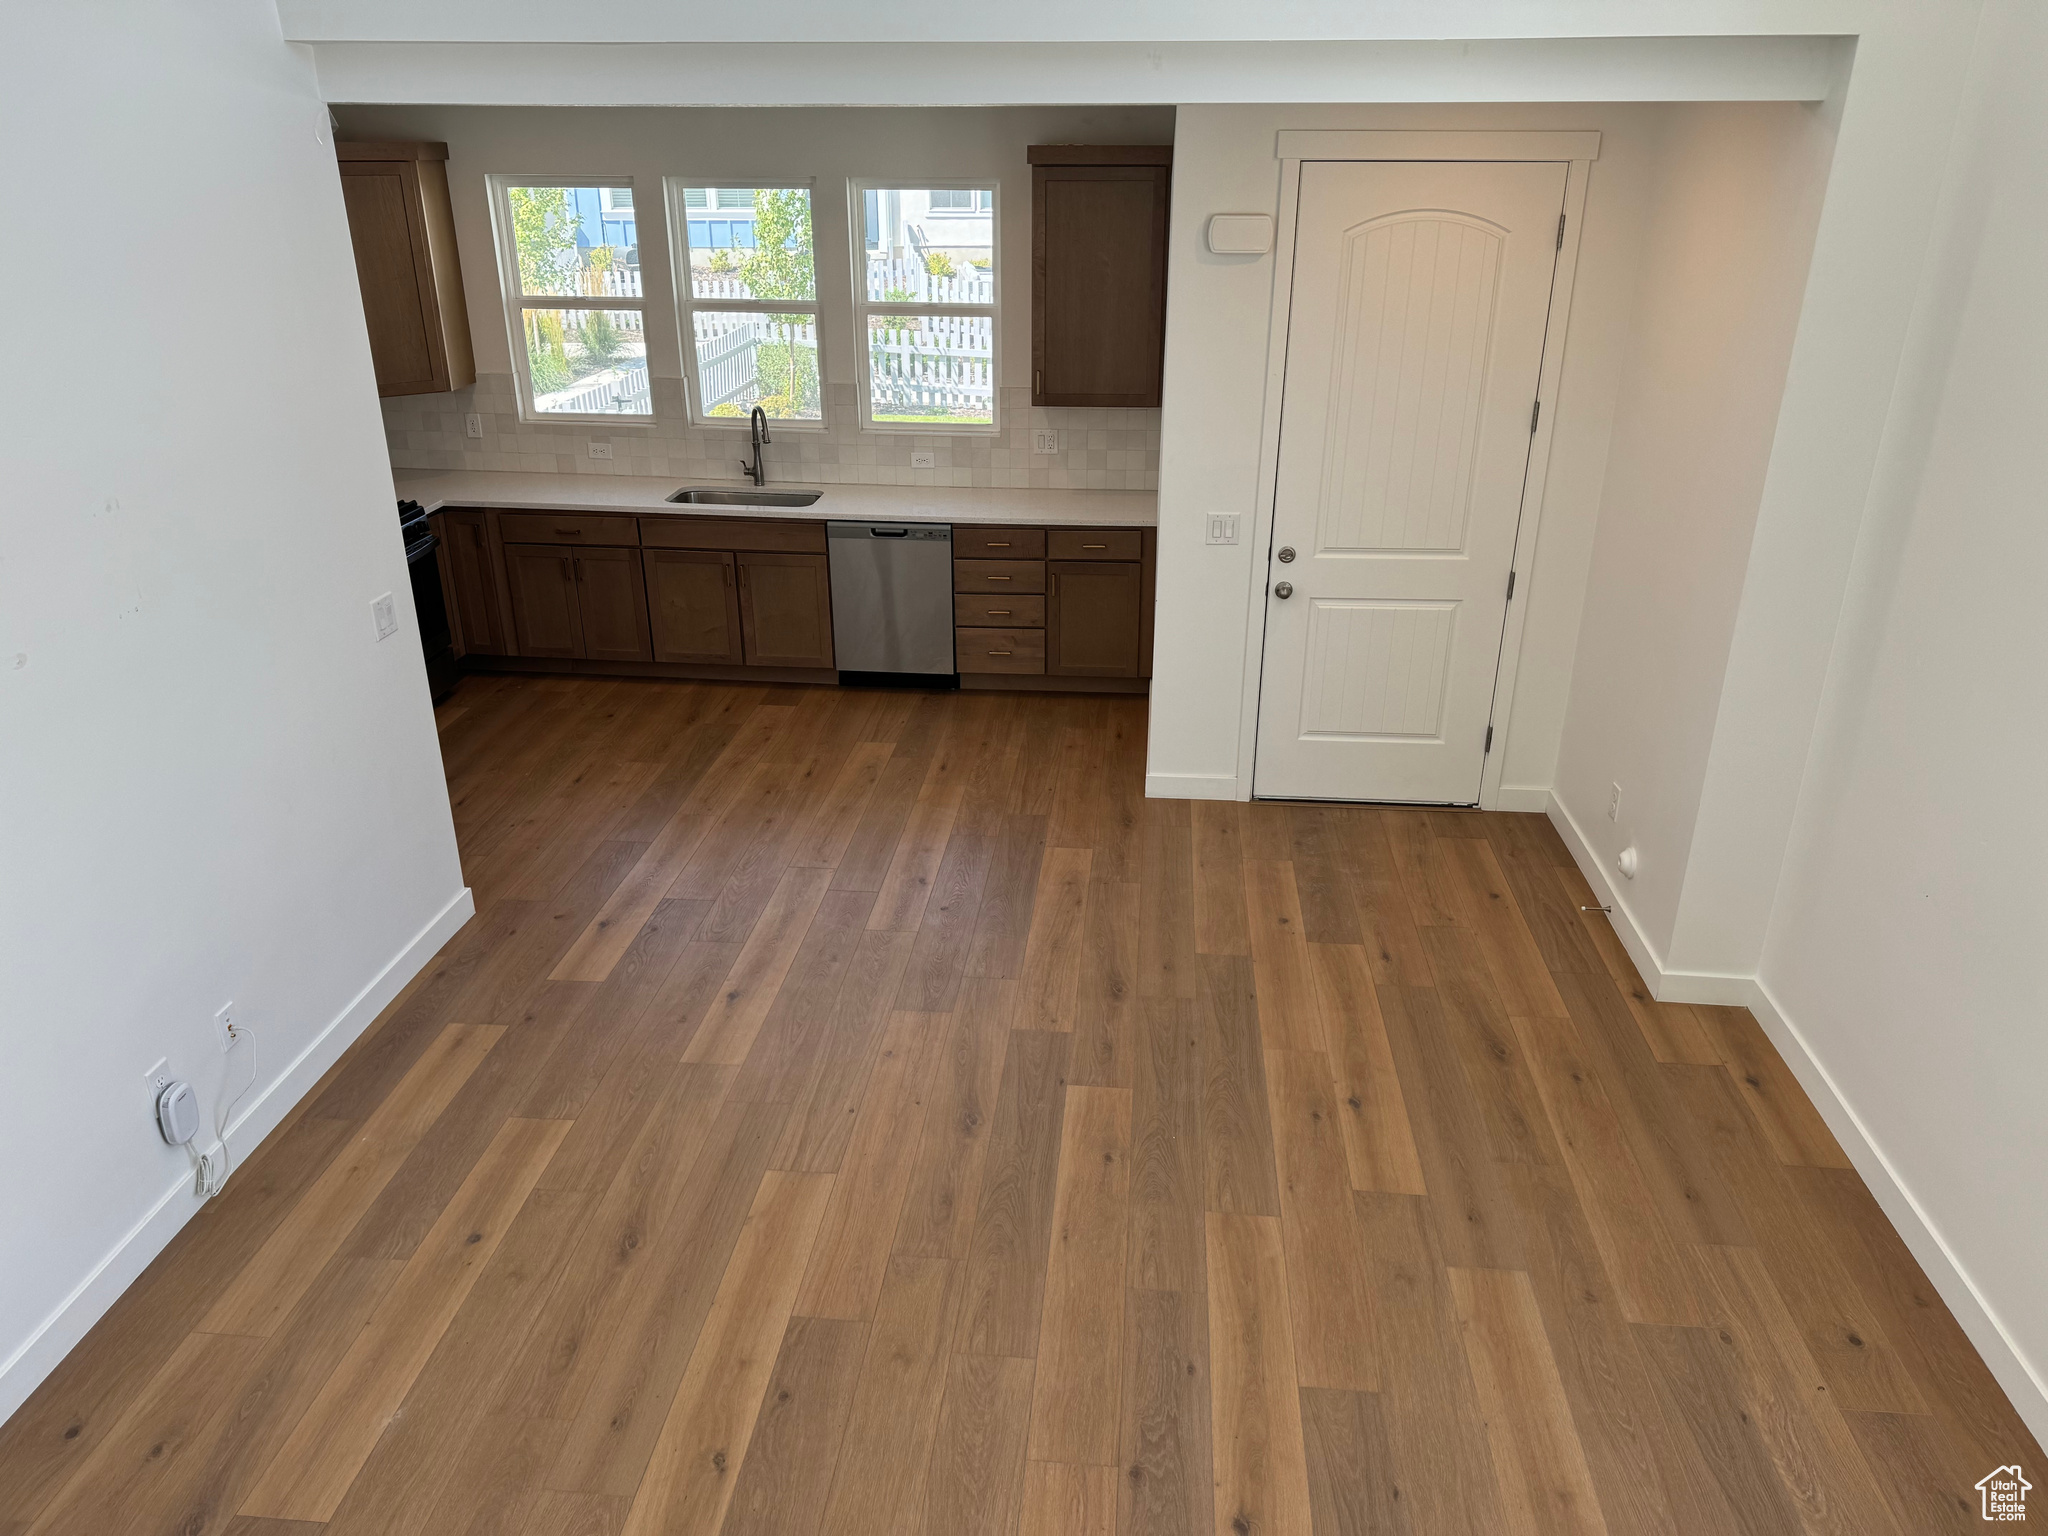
664 177 827 431
850 177 1001 436
485 173 654 427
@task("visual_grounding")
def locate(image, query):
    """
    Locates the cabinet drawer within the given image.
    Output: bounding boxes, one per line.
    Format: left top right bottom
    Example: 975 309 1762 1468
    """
1047 528 1143 561
954 559 1046 594
954 526 1045 560
499 511 640 546
956 627 1046 674
640 517 826 553
954 593 1045 628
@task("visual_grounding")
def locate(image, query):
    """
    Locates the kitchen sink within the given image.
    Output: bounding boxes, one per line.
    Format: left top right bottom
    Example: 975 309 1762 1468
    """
666 487 823 508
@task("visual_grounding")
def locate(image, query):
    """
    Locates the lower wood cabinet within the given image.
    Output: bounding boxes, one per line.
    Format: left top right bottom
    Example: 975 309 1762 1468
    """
442 510 509 655
737 551 834 669
575 547 654 663
645 548 742 664
503 543 651 663
1047 560 1144 677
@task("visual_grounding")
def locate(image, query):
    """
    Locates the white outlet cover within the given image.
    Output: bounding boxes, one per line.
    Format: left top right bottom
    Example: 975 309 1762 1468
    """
370 592 398 641
588 441 613 459
465 412 483 438
214 1001 237 1054
910 451 936 469
1032 429 1059 455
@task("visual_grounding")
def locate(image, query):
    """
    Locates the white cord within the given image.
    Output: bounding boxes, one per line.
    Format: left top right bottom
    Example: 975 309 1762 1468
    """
198 1024 258 1198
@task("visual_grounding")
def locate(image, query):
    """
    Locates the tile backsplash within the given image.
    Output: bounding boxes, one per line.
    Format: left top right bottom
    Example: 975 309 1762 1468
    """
385 374 1160 491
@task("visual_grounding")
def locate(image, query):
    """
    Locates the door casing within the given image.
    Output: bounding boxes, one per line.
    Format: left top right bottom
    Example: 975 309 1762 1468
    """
1235 129 1598 808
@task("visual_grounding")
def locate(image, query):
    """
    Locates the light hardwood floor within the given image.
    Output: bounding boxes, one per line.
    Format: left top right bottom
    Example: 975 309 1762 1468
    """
2 674 2037 1536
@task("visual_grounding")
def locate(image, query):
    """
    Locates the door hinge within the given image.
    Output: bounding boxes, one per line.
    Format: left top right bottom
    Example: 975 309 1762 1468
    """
1530 399 1541 434
1557 212 1566 250
1484 724 1494 754
1506 569 1516 601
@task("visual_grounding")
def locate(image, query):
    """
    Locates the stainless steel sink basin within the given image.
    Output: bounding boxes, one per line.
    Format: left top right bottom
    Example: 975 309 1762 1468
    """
666 487 822 508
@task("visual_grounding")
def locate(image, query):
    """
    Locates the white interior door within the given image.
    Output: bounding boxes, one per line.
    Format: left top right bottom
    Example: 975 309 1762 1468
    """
1254 159 1567 804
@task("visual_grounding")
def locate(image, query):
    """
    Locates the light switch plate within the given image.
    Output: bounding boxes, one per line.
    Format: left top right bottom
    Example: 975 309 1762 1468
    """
1206 514 1240 546
371 592 398 641
465 412 483 439
910 451 935 469
1032 429 1059 456
588 441 613 459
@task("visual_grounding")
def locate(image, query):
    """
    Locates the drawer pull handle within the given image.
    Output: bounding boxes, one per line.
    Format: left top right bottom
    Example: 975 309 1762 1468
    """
554 527 582 536
986 575 1011 581
987 541 1011 548
987 609 1011 616
988 650 1012 656
1082 542 1107 549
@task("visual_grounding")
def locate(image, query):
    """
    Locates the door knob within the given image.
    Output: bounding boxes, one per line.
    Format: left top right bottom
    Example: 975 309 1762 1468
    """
1273 581 1294 599
1277 546 1296 563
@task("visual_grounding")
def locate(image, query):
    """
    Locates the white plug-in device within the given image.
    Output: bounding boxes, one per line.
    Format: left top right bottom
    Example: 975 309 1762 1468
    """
157 1080 201 1146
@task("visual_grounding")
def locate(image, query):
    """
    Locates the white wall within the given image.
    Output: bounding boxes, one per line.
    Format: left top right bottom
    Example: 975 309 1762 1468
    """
1147 103 1671 802
328 104 1173 396
1760 0 2048 1428
1553 102 1838 958
0 1 470 1422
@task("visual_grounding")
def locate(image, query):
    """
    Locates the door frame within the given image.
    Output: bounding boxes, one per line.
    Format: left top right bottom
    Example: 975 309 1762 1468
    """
1236 129 1599 808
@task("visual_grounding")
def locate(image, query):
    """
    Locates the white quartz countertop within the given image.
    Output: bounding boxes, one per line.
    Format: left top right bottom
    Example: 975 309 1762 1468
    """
393 470 1157 529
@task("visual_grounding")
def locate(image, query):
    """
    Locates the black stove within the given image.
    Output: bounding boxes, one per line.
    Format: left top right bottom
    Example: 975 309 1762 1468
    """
400 499 460 704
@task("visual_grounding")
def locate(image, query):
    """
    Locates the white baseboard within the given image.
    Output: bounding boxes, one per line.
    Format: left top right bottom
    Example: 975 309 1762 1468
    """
0 886 476 1427
1145 771 1241 801
1741 981 2048 1447
1546 791 2048 1444
1544 792 1752 1005
1491 783 1553 813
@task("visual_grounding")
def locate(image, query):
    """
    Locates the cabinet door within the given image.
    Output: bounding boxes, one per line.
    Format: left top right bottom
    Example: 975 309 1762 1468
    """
1047 560 1143 677
504 543 583 658
646 549 742 664
338 160 440 395
1032 162 1170 407
442 510 509 655
574 548 653 663
738 552 834 669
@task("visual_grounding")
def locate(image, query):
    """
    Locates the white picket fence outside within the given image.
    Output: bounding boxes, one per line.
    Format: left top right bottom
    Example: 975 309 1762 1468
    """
536 362 650 415
864 254 994 305
586 264 644 299
692 315 820 412
867 313 993 418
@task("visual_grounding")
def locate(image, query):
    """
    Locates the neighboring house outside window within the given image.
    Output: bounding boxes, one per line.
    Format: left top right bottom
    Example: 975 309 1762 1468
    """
665 182 823 424
854 183 998 431
486 176 651 420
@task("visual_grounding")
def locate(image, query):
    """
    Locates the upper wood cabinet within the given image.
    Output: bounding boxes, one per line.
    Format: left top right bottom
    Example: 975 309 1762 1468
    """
336 141 475 397
1029 145 1172 409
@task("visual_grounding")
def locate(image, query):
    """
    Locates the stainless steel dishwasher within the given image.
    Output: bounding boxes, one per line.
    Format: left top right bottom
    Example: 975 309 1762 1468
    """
825 522 956 680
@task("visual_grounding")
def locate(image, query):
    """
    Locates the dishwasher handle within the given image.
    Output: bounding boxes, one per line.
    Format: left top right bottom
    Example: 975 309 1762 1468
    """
869 526 910 538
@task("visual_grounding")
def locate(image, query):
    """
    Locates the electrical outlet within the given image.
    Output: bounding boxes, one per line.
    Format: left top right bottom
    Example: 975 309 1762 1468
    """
588 441 613 459
910 451 936 469
1206 513 1240 546
1608 782 1622 822
213 1001 240 1054
1032 429 1059 455
465 412 483 439
144 1056 170 1092
371 592 398 641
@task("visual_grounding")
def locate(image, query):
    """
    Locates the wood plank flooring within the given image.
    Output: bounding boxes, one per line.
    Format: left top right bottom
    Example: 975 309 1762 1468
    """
3 673 2038 1536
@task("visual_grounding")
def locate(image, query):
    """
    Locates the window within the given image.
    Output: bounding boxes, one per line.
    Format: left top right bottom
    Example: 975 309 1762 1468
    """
487 178 649 420
854 183 998 430
666 182 822 424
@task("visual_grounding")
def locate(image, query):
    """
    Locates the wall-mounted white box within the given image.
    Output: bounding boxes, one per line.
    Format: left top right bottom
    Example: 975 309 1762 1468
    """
1207 214 1274 255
